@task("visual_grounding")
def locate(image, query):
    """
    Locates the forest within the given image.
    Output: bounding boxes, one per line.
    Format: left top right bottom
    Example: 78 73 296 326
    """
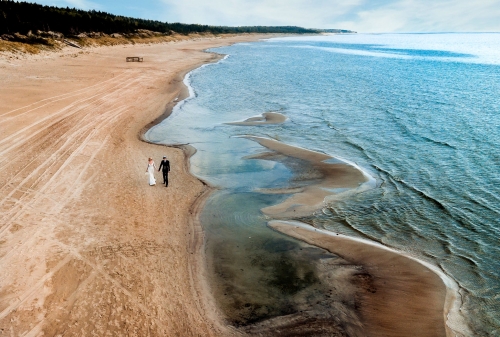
0 0 320 38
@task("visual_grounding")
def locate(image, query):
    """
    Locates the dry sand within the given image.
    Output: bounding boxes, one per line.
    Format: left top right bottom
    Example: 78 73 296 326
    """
0 35 264 336
0 35 453 337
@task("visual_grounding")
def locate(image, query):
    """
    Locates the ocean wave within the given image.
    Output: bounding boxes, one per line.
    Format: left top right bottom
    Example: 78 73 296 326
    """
344 138 366 153
371 163 493 240
152 35 500 334
420 135 456 149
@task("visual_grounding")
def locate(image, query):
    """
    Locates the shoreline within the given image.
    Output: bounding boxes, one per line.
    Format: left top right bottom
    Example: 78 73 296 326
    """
268 220 464 337
138 52 225 335
139 50 227 138
0 34 270 336
148 43 463 336
0 34 461 336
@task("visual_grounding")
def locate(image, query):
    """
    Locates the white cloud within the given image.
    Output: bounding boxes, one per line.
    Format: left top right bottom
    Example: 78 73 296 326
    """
158 0 500 32
159 0 363 27
29 0 500 32
338 0 500 32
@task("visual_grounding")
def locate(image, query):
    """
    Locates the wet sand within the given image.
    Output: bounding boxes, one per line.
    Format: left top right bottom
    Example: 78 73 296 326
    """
208 134 454 336
269 221 455 337
226 111 287 125
243 136 375 218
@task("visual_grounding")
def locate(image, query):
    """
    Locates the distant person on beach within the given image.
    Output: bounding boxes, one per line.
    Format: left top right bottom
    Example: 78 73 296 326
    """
146 157 156 186
158 156 170 187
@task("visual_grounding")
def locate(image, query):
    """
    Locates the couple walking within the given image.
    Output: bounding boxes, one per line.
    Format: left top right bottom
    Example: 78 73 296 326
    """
146 156 170 186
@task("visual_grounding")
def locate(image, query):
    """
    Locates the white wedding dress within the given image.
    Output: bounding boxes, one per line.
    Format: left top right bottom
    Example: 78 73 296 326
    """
147 163 156 185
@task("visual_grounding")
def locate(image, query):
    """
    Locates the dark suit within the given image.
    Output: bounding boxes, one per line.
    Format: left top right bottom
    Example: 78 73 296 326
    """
158 160 170 186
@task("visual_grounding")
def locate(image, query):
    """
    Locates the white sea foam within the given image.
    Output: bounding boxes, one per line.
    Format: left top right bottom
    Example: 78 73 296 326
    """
294 45 413 60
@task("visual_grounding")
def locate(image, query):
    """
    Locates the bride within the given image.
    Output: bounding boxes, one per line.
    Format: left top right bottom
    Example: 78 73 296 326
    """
146 157 156 186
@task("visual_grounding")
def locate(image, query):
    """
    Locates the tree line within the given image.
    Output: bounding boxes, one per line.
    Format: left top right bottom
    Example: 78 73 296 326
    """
0 0 320 36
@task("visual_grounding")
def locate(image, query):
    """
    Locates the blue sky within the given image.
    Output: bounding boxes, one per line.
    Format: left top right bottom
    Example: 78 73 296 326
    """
28 0 500 32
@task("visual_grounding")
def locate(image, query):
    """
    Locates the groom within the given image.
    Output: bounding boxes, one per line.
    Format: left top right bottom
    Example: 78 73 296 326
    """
158 156 170 187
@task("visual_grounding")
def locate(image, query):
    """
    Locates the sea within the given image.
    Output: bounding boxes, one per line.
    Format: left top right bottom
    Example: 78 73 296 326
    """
146 33 500 336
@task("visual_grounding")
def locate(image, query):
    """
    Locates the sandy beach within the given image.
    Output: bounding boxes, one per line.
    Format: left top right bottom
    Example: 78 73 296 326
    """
0 35 454 336
0 35 262 336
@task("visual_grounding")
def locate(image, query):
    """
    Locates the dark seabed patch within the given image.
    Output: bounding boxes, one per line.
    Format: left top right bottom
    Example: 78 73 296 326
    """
202 192 371 336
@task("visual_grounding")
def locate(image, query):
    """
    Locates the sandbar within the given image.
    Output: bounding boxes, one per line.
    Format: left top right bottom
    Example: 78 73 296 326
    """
269 220 457 337
243 135 375 218
226 111 287 125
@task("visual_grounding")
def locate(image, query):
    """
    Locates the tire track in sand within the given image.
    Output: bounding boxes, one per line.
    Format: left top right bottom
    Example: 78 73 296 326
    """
0 67 147 319
0 105 127 238
0 72 145 155
0 104 127 321
0 71 146 208
0 70 131 118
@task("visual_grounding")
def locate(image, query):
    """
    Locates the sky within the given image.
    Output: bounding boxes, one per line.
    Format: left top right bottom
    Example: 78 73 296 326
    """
28 0 500 33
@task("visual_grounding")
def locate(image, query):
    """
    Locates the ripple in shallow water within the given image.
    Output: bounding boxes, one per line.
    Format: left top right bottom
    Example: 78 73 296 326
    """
150 33 500 335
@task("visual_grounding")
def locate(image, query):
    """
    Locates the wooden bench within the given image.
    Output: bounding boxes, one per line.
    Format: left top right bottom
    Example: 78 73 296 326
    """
126 57 143 62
